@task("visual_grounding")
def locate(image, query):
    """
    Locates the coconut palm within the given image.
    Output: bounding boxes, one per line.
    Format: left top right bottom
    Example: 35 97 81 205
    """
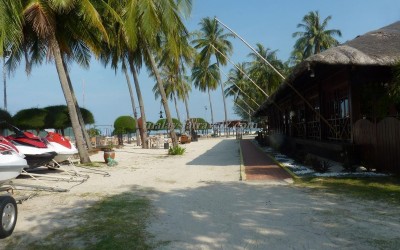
177 75 192 122
122 0 192 147
248 44 286 95
192 17 233 132
152 66 182 124
97 1 150 148
191 60 220 125
225 62 250 98
292 11 342 62
0 1 111 163
101 0 192 148
224 63 258 120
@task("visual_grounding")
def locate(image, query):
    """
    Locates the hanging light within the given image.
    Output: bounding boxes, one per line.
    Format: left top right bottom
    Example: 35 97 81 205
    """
159 110 163 118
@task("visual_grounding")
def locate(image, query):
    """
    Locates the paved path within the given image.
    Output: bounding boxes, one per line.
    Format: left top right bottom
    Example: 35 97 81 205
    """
240 139 292 181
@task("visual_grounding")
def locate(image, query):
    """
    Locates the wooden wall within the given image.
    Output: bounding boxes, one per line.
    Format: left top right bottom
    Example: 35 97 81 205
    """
353 117 400 174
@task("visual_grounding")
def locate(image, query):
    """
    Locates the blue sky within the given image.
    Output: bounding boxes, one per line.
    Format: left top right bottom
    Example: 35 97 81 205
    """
3 0 400 127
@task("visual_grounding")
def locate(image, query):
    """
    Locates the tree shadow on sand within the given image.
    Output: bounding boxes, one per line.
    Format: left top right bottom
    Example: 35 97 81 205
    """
186 140 240 166
5 182 400 249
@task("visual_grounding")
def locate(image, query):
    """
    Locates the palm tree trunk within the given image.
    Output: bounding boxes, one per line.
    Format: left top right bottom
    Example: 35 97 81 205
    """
123 67 140 146
146 46 178 147
216 59 228 137
128 59 148 148
3 55 7 111
207 87 214 125
173 93 181 122
50 35 90 163
183 95 191 134
62 58 93 150
220 79 228 137
184 96 190 121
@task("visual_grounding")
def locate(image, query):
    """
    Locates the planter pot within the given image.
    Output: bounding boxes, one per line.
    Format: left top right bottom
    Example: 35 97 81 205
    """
103 150 116 163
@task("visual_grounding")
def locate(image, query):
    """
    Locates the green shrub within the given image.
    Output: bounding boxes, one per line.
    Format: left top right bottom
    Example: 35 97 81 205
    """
168 146 185 155
304 154 331 173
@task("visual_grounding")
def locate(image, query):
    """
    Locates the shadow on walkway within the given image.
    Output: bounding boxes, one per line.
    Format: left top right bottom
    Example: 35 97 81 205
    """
240 139 292 181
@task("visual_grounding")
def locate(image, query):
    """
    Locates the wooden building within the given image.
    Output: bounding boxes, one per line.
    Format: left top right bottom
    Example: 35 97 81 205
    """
254 21 400 173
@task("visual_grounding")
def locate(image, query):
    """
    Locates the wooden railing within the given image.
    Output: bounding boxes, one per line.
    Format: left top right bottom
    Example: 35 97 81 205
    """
327 117 351 141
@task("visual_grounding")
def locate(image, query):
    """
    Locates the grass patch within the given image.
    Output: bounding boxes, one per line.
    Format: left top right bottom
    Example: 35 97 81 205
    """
295 176 400 205
6 193 159 250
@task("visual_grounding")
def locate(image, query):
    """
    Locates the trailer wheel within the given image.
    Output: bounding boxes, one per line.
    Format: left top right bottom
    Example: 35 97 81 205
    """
0 196 18 239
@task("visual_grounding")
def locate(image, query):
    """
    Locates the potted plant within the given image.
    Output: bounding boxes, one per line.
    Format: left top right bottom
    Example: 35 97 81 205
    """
102 145 115 163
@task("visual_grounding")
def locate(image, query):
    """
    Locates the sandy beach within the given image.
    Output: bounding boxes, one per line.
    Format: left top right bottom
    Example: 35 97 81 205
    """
1 137 399 249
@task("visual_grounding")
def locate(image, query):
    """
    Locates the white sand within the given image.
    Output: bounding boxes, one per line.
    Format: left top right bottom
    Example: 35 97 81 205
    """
1 137 399 249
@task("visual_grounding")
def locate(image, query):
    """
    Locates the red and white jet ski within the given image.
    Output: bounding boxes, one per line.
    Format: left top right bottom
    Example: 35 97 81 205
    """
43 132 78 163
0 136 27 184
6 128 57 169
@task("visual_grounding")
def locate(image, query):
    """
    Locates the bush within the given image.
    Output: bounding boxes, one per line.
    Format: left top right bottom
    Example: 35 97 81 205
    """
168 146 185 155
304 154 331 173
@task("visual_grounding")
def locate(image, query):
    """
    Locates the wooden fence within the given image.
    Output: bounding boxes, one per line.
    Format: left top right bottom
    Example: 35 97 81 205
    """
353 117 400 173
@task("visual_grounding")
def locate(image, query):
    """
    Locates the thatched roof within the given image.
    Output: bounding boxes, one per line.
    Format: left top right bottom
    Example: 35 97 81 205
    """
307 21 400 66
254 21 400 117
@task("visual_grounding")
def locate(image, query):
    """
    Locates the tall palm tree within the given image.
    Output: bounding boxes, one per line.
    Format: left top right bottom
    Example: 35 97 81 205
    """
156 30 194 132
192 17 233 133
224 63 258 119
152 65 182 124
99 1 150 148
248 44 286 95
0 1 110 163
122 0 192 147
122 64 140 146
292 11 342 62
191 60 220 124
176 75 192 122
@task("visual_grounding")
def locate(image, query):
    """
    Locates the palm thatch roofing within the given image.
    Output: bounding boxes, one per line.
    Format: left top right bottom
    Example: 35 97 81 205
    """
254 21 400 117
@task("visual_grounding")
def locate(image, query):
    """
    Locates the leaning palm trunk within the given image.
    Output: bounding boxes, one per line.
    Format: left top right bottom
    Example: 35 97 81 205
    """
184 95 190 121
50 35 91 163
129 60 148 148
62 59 92 150
146 47 178 147
123 67 140 146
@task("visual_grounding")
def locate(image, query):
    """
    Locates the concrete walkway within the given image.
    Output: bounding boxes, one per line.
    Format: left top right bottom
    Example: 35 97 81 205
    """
240 139 292 182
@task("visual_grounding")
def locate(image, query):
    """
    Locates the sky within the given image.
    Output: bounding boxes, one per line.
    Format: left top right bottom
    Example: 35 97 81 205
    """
2 0 400 131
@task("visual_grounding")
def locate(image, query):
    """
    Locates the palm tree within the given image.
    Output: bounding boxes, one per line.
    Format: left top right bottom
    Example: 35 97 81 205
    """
192 17 233 133
122 65 140 146
248 44 286 95
97 0 151 149
292 11 342 62
101 0 192 148
152 65 182 124
191 60 220 125
122 0 192 147
224 63 258 120
176 75 192 122
0 1 110 163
